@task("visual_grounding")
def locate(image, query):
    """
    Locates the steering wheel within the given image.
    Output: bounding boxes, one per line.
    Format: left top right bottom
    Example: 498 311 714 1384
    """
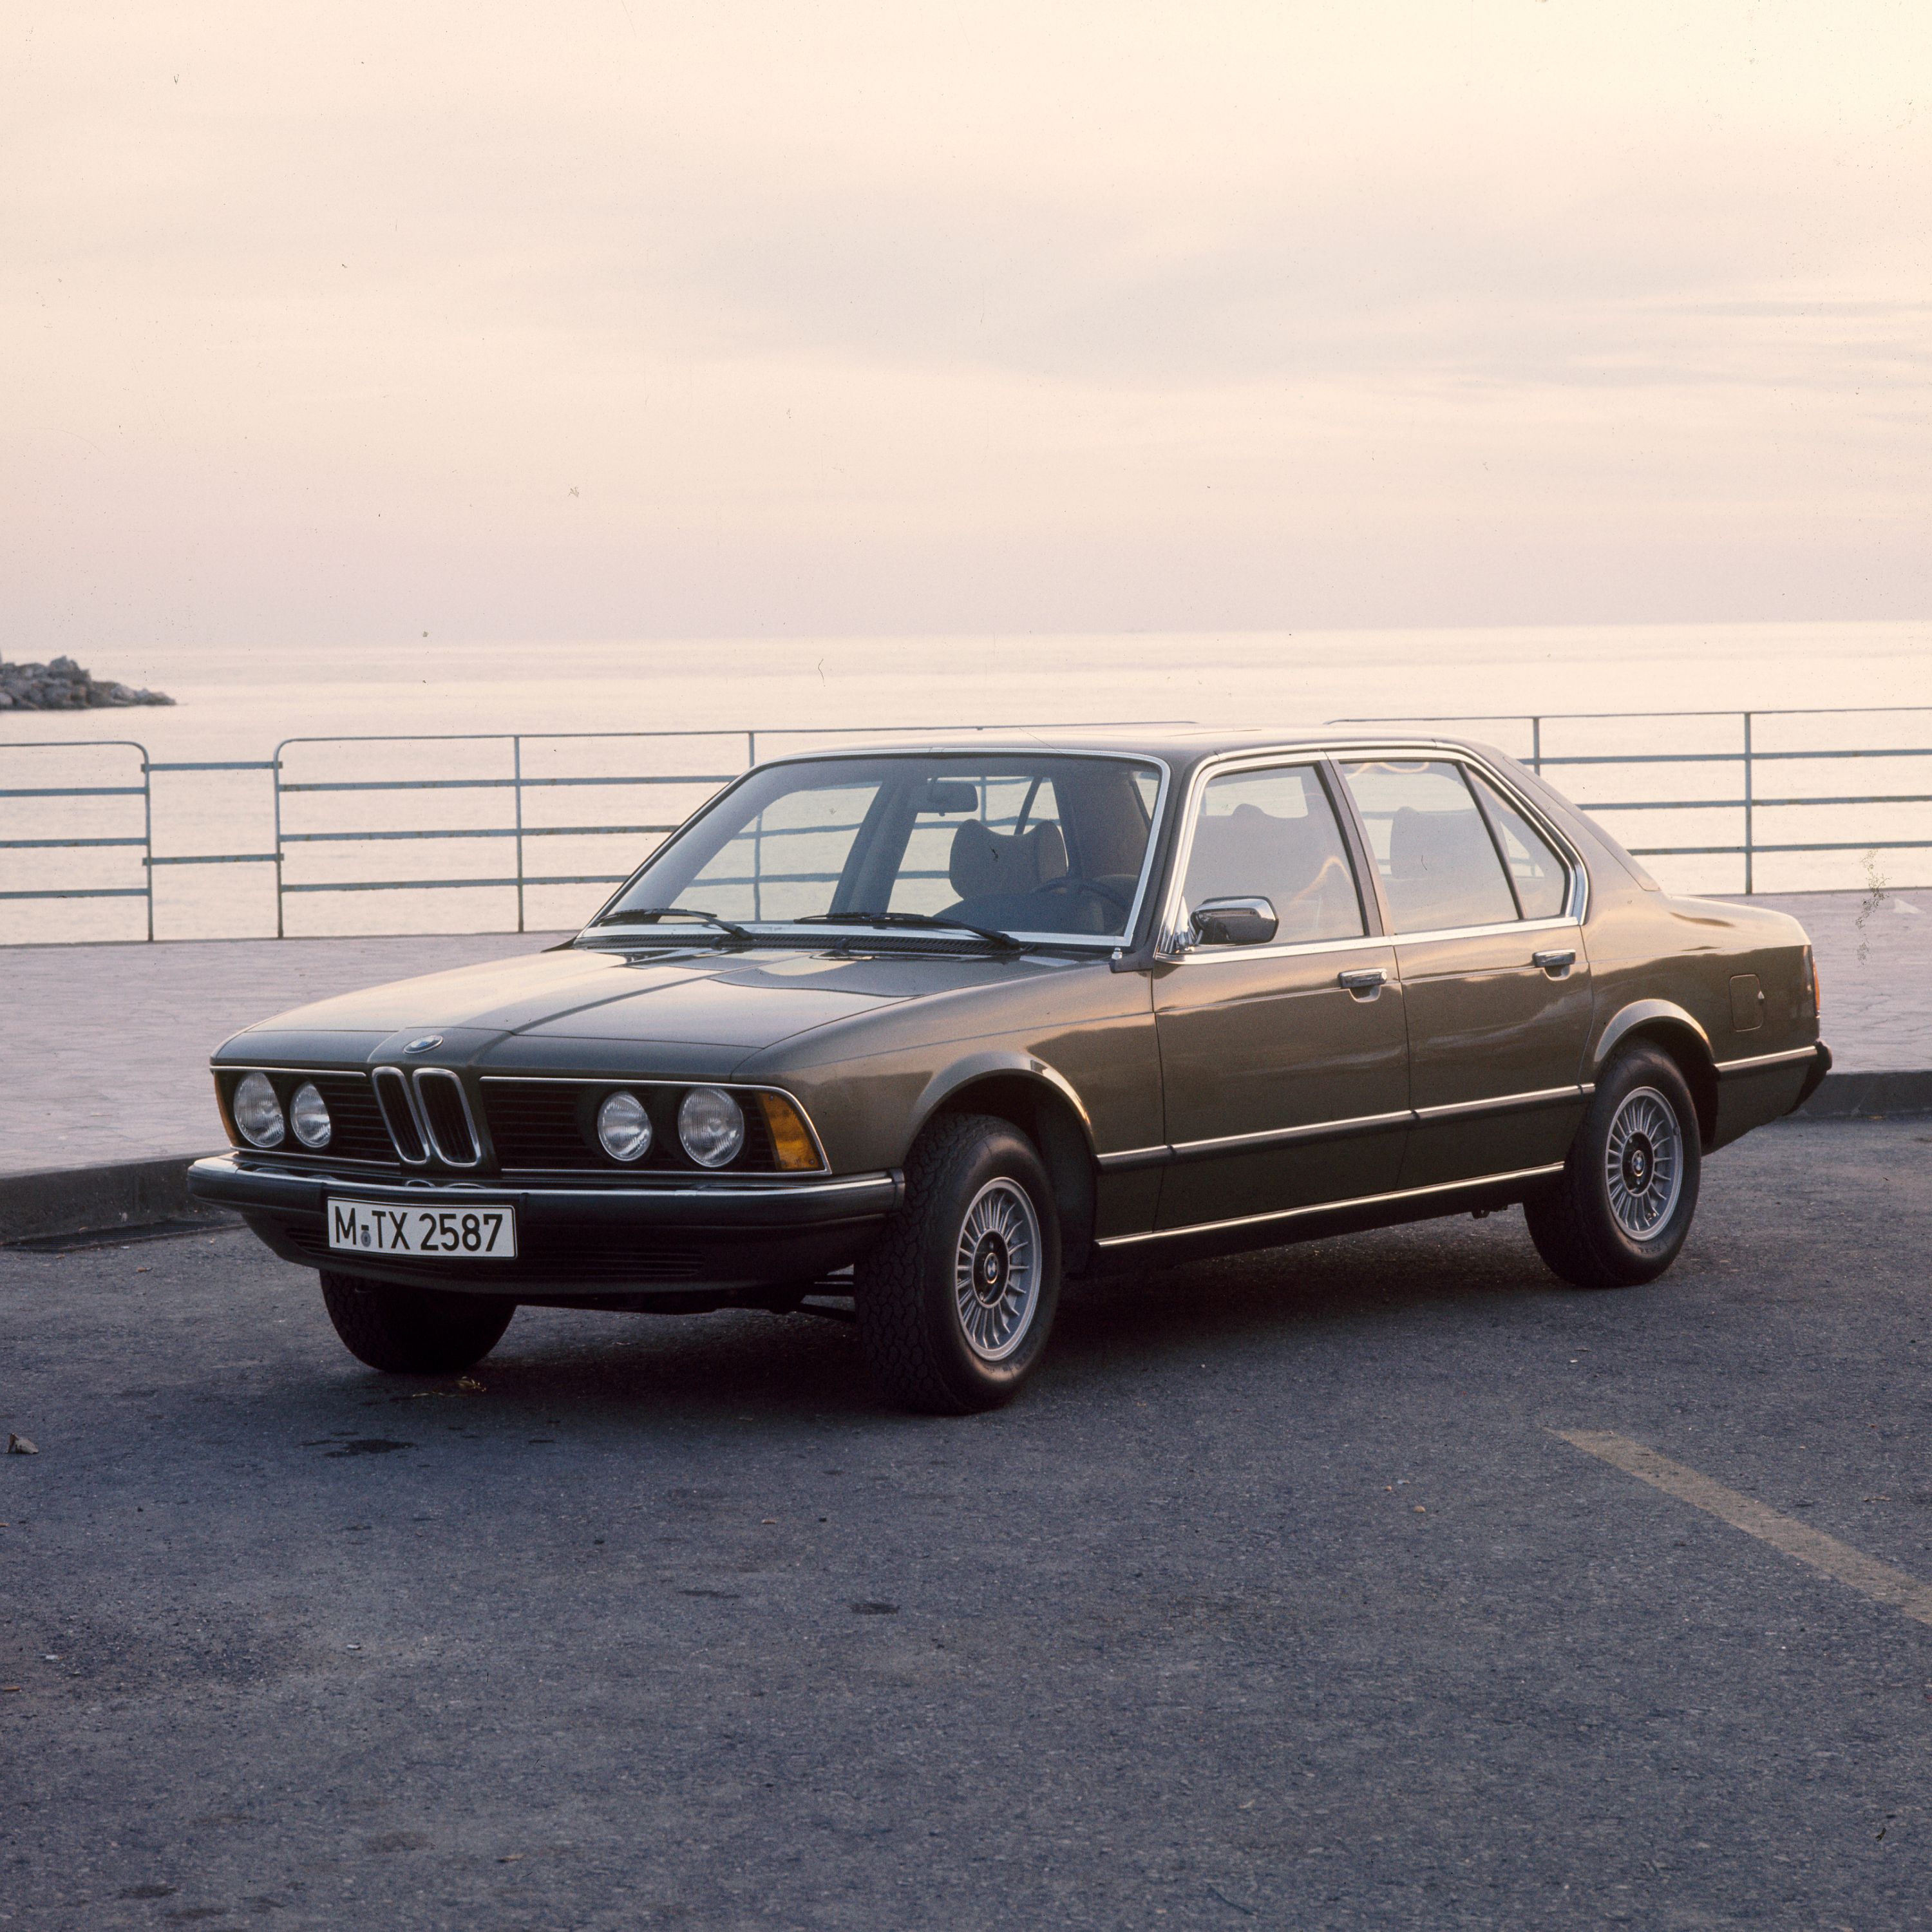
1036 876 1132 912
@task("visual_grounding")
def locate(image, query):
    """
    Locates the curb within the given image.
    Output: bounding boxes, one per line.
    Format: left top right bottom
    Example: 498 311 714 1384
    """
0 1153 213 1245
1797 1069 1932 1121
2 1071 1926 1244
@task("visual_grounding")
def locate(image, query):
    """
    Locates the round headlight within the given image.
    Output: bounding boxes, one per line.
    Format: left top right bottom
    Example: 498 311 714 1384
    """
289 1081 332 1149
232 1071 285 1148
677 1086 744 1168
596 1089 654 1162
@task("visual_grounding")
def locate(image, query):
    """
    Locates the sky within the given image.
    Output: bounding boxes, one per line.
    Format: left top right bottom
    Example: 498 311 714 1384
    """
4 1 1928 650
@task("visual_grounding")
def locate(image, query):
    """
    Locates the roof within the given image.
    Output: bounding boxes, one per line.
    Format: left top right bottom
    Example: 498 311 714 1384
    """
756 724 1511 768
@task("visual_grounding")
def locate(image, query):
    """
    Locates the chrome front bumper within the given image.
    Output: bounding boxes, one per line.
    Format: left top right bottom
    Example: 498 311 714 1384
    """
189 1155 904 1299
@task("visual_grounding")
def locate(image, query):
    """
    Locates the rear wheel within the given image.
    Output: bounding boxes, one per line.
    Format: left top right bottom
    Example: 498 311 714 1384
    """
1526 1045 1701 1289
318 1270 515 1373
855 1113 1062 1414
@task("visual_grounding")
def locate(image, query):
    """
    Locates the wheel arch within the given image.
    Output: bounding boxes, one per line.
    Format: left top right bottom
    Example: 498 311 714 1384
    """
1592 999 1718 1148
910 1054 1099 1273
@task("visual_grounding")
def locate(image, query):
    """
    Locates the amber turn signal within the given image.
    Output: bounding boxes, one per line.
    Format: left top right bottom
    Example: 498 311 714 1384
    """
758 1092 822 1171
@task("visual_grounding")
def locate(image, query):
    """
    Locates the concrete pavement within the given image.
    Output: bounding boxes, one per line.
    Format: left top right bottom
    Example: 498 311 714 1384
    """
4 1119 1931 1929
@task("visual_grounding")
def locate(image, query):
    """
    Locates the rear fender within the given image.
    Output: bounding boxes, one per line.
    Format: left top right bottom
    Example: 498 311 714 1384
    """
1592 999 1718 1147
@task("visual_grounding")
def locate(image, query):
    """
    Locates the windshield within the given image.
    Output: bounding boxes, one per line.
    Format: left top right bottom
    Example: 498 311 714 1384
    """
592 753 1164 942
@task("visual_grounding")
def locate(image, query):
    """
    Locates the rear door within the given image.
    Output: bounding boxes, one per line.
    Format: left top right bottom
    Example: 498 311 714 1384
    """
1334 757 1593 1190
1151 759 1410 1232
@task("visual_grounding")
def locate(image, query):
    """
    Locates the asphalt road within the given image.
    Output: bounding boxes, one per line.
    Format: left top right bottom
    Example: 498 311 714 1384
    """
5 1120 1931 1931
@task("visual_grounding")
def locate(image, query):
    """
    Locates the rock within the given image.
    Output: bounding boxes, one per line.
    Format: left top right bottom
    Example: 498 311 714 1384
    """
0 658 173 708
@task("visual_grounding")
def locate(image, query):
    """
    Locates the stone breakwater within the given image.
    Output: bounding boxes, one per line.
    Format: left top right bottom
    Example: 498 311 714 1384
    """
0 656 174 709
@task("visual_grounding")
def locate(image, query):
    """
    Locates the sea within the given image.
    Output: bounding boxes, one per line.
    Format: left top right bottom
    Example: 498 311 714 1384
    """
3 622 1927 944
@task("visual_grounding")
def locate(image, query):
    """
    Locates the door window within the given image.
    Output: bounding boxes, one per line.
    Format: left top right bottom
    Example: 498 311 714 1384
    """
1338 761 1517 933
1182 764 1365 945
1469 772 1570 920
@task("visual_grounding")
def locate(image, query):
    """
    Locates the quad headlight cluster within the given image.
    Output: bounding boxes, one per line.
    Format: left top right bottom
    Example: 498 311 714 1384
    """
232 1072 333 1150
588 1084 820 1171
595 1084 747 1167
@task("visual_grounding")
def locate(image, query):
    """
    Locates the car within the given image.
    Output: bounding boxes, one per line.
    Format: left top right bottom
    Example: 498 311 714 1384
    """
188 729 1831 1412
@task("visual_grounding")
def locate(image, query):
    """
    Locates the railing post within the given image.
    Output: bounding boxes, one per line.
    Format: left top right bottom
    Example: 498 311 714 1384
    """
141 743 155 941
272 741 286 938
1743 711 1754 896
1531 716 1542 775
513 735 526 934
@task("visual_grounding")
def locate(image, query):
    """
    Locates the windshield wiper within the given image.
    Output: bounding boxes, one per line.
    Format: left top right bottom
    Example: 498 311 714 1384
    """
795 910 1027 952
586 906 753 943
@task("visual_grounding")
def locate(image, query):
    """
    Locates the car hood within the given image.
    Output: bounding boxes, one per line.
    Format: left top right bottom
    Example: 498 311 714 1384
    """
220 940 1065 1062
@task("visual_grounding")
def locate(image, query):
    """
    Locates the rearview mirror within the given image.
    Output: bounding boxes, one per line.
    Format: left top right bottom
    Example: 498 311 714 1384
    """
920 780 979 814
1189 896 1278 947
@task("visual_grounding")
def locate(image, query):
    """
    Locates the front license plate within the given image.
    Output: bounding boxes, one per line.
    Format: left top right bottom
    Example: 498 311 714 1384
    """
327 1198 518 1260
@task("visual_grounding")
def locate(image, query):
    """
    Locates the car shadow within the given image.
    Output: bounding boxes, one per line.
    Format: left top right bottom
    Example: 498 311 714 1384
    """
360 1209 1573 1430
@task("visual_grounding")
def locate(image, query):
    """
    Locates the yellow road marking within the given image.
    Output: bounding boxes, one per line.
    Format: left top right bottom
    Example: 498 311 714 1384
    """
1552 1429 1932 1627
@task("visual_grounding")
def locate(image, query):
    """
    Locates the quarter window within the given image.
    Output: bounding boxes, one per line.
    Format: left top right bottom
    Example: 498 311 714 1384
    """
1182 764 1365 945
1470 772 1570 920
1338 761 1517 933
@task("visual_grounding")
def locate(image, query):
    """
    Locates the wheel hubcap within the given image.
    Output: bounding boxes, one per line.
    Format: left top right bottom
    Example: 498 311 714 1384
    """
1604 1087 1683 1238
953 1179 1042 1362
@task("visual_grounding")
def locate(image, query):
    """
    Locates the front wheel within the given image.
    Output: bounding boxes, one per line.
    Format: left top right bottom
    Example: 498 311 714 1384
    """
855 1113 1062 1414
1526 1045 1702 1289
319 1270 515 1373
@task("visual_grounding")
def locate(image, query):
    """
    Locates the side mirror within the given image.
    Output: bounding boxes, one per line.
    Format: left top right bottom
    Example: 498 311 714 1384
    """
1189 896 1278 947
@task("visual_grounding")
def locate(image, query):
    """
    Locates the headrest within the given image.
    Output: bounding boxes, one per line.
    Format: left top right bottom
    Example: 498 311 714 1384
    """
949 819 1068 900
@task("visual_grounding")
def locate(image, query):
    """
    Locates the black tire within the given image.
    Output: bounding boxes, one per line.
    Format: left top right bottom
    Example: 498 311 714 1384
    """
1526 1045 1702 1289
855 1113 1062 1414
318 1270 515 1374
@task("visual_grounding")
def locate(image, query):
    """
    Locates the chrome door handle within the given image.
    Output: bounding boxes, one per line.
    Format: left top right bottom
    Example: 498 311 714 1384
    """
1533 948 1577 976
1338 967 1388 999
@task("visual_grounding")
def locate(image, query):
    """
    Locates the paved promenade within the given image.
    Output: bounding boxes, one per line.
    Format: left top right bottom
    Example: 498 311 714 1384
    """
1 891 1926 1184
1 932 567 1179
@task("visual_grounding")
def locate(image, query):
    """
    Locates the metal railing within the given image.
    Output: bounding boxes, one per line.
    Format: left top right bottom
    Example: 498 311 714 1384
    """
6 706 1930 942
1331 706 1932 896
0 722 1177 942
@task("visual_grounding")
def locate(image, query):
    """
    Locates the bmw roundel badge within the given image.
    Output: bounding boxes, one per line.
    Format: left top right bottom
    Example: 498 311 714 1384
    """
404 1035 443 1054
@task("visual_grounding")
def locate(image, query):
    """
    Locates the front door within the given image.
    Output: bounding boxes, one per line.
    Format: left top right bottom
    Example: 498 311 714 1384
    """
1335 757 1593 1190
1153 761 1410 1232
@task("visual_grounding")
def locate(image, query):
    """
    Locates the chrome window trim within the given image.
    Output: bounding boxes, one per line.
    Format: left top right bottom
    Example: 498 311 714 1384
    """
1715 1045 1821 1077
478 1075 831 1174
583 747 1174 955
1095 1162 1567 1249
1155 743 1589 961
